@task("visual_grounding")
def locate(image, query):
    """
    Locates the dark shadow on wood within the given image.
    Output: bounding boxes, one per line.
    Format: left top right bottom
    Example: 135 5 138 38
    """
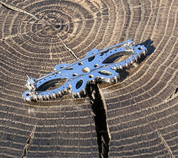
139 39 155 58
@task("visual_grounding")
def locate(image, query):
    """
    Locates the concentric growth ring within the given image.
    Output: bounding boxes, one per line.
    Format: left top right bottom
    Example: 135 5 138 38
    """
1 0 108 64
1 0 178 158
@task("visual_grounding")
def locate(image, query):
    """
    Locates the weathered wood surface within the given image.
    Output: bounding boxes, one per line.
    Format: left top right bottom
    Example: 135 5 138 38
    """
0 0 178 157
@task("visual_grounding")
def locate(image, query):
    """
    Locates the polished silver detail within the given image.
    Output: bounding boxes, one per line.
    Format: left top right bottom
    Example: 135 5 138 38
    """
82 67 90 73
22 39 147 102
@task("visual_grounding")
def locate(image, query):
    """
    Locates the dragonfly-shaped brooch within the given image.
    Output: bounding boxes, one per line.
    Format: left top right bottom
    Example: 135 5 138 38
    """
22 39 147 102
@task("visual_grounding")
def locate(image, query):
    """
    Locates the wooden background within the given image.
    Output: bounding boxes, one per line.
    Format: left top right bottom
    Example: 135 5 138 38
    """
0 0 178 157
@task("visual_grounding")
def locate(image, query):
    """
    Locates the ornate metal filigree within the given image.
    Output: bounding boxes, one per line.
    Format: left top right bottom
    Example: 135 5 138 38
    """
22 39 147 102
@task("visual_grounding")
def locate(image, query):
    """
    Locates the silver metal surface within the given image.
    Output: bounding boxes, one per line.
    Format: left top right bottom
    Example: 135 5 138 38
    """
22 39 147 102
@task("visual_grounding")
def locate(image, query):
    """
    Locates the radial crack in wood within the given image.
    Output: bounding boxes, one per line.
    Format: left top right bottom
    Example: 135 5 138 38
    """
1 0 178 157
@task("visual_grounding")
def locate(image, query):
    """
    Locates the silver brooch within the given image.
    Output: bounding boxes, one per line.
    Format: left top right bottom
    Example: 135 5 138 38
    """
22 39 147 102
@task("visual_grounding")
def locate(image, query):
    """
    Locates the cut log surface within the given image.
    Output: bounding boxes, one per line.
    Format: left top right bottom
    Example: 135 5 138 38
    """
0 0 178 157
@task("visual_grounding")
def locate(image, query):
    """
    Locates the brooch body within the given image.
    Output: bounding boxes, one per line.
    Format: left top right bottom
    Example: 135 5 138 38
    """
23 39 147 102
